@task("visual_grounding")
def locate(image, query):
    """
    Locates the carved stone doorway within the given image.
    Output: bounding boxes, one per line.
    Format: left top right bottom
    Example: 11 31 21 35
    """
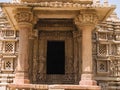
32 19 81 84
47 41 65 75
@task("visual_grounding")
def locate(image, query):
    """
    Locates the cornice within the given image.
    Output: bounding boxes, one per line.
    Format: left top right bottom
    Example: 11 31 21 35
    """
0 2 115 9
20 0 93 4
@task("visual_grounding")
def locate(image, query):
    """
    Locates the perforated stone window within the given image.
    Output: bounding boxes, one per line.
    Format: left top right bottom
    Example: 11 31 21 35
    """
5 61 11 69
1 58 14 71
97 60 108 73
5 42 15 53
98 44 107 56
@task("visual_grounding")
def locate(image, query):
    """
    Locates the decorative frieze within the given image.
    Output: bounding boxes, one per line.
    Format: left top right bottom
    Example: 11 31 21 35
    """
110 60 120 77
37 19 74 31
98 81 108 90
39 31 73 39
20 0 93 3
11 0 112 8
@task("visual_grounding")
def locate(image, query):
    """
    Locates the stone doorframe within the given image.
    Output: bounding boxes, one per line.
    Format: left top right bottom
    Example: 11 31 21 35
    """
32 31 82 84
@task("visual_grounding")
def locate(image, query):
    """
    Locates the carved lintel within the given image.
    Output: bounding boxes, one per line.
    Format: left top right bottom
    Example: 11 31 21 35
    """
74 9 98 29
14 7 33 24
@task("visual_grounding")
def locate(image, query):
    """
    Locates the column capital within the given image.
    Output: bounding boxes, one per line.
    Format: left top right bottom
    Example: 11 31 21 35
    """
14 7 33 25
74 9 98 30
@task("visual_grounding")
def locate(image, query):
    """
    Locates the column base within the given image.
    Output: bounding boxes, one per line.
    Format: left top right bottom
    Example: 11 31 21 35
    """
79 80 97 85
13 71 30 84
14 78 30 84
79 74 97 85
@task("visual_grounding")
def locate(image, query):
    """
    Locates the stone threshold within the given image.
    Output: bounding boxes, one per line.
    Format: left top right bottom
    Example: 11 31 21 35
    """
7 84 101 90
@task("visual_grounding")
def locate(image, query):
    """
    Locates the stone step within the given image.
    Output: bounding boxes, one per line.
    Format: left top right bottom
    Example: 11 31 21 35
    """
108 82 120 90
107 86 120 90
109 82 120 86
48 89 65 90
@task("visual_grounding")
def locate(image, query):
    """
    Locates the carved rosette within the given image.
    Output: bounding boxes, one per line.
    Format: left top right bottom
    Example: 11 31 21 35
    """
14 8 33 24
74 9 98 27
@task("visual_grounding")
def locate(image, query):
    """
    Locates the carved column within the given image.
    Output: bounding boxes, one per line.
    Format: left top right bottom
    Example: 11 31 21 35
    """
74 10 99 86
13 8 33 84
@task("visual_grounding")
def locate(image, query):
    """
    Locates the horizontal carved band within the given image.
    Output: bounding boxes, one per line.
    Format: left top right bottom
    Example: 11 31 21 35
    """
20 0 92 3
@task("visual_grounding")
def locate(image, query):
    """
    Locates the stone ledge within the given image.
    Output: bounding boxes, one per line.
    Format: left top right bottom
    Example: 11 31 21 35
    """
49 85 101 90
8 84 101 90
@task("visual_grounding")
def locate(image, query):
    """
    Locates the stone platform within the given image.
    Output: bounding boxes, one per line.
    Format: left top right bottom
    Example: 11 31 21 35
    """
7 84 101 90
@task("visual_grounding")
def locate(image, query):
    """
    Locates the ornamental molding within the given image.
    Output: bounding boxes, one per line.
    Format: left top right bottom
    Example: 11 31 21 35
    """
74 9 98 27
18 0 93 4
14 8 33 24
10 1 112 8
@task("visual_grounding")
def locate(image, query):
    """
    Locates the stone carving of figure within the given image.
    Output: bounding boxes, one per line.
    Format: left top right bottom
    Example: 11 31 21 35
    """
32 57 38 83
37 55 46 82
116 34 120 40
117 45 120 55
38 56 46 73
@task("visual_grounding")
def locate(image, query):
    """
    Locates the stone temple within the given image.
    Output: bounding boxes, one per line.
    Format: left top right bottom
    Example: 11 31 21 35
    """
0 0 120 90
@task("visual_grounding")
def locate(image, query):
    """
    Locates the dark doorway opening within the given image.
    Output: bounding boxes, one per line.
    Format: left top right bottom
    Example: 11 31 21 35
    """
47 41 65 74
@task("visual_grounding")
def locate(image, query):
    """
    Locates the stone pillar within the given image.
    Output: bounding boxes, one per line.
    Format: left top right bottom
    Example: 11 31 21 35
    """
74 9 99 86
80 26 97 85
13 8 33 84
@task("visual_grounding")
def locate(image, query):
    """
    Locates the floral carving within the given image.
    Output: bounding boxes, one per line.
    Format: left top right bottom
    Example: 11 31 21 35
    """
15 12 33 23
74 10 98 26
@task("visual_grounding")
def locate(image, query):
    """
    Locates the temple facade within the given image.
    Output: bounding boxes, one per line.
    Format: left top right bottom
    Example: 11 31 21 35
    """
0 0 120 90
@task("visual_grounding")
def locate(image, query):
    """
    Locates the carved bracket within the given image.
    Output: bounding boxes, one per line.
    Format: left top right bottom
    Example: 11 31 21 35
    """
14 8 33 24
74 9 98 27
